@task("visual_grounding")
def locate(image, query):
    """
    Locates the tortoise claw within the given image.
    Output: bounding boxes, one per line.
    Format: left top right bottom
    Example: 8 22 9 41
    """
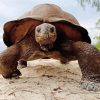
80 80 100 92
18 65 27 69
3 69 22 79
11 69 22 79
18 60 27 69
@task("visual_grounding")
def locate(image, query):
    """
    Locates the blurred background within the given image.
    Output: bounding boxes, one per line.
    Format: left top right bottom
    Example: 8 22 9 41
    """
0 0 100 52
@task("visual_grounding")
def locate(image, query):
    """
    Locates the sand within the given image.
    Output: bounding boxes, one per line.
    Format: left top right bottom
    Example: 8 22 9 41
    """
0 59 100 100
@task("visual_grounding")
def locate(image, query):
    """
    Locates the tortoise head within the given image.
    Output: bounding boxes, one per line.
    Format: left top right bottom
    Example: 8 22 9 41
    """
35 23 57 51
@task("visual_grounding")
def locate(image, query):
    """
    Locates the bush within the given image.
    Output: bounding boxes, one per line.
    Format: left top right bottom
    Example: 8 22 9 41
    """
95 42 100 50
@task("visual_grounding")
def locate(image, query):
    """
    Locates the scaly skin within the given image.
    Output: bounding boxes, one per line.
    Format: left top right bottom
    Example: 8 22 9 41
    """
54 40 100 91
0 45 21 78
0 34 67 78
72 41 100 91
1 22 100 91
1 36 100 91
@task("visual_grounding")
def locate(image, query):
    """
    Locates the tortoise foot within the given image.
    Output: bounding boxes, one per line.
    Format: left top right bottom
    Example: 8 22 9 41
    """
80 80 100 92
11 69 22 79
18 60 27 68
60 60 68 64
59 56 68 64
18 65 27 69
3 69 22 79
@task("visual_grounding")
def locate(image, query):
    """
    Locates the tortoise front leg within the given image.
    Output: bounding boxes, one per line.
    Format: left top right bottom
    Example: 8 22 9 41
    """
0 45 21 78
72 41 100 91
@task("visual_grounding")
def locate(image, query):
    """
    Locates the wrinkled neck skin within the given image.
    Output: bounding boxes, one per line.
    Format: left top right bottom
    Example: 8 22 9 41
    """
17 34 39 59
39 43 54 51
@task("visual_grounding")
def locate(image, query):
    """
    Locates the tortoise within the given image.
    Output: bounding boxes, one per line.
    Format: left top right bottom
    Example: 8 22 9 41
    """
1 3 100 91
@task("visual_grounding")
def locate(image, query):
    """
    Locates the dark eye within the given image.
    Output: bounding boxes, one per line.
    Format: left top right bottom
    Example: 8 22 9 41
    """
37 28 41 33
50 27 54 33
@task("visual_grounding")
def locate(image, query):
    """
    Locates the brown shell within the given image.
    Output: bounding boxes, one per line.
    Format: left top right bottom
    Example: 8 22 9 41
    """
19 4 79 25
3 4 91 47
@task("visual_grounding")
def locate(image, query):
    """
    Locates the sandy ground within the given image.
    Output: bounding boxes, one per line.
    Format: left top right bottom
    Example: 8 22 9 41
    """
0 59 100 100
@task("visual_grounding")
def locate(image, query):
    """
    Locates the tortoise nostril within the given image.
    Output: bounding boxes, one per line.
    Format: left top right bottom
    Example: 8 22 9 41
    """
50 27 54 33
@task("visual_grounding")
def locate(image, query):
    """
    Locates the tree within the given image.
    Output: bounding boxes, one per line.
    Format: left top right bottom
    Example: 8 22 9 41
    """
78 0 100 11
78 0 100 27
95 20 100 50
96 19 100 28
78 0 100 50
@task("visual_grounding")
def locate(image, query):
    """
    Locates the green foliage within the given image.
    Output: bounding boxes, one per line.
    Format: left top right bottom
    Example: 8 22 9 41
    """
96 19 100 28
95 42 100 50
78 0 100 11
78 0 100 49
96 35 100 40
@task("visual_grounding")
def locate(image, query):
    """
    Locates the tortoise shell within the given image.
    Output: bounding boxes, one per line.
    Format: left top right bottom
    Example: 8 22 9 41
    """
3 4 91 47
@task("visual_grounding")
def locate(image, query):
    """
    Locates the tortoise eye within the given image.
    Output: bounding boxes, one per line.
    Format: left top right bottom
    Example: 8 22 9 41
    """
50 27 54 33
37 28 41 33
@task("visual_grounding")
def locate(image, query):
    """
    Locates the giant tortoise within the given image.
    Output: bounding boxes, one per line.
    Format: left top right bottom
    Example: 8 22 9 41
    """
1 4 100 91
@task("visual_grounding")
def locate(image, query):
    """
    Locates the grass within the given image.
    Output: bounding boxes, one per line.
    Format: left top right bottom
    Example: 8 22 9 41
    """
95 42 100 50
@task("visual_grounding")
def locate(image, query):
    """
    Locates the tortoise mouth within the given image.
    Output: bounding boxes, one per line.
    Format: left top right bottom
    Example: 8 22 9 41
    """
35 32 57 51
35 32 57 44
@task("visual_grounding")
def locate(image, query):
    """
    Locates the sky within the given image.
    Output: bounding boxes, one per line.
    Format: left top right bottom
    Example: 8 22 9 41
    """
0 0 100 44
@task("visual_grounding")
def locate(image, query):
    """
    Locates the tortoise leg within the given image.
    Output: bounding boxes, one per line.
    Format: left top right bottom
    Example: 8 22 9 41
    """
0 45 21 79
46 51 68 64
72 41 100 91
18 60 27 68
27 50 68 64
